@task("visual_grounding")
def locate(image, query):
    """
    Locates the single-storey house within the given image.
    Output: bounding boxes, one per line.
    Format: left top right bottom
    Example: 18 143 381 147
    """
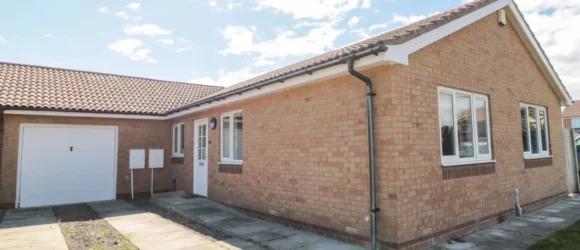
563 102 580 136
0 0 574 249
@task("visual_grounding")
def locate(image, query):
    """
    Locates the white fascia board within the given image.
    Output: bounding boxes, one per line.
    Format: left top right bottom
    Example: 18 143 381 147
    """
507 0 573 106
165 52 389 119
4 110 166 120
385 0 509 65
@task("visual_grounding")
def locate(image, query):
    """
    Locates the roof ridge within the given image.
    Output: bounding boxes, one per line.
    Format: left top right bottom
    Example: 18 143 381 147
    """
0 61 224 89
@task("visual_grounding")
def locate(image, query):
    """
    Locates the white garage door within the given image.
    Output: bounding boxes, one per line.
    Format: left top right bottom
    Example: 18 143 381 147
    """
18 124 117 208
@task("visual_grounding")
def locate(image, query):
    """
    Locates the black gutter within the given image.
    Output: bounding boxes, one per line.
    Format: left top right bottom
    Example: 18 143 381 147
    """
347 58 380 250
165 44 388 115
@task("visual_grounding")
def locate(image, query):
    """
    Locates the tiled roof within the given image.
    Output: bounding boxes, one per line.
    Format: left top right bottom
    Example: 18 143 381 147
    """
184 0 498 106
0 62 223 115
563 101 580 118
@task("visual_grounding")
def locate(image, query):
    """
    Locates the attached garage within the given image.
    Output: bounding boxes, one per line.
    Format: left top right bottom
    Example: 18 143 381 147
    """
17 124 118 208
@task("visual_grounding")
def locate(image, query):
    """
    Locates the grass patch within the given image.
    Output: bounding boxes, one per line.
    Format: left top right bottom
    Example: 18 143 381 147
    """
529 220 580 250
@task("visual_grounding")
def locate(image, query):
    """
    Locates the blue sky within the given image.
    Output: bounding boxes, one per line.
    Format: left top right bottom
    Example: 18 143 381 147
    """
0 0 578 99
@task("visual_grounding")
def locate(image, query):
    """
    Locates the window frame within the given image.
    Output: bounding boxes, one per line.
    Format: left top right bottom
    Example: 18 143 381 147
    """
172 123 184 157
438 87 493 166
220 109 243 164
520 103 550 159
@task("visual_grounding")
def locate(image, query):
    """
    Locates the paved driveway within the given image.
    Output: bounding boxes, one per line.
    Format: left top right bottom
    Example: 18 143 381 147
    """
0 208 67 250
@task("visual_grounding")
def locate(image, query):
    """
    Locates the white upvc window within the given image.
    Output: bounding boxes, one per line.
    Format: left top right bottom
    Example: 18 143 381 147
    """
438 87 492 165
221 110 243 164
172 123 184 157
520 103 550 159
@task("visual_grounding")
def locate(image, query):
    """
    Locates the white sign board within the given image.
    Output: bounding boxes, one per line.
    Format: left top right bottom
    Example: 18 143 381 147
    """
148 149 164 169
129 149 145 169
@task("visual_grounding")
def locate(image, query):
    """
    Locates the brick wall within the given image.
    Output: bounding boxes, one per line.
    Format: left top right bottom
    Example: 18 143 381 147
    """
170 13 567 247
0 115 175 205
379 13 567 245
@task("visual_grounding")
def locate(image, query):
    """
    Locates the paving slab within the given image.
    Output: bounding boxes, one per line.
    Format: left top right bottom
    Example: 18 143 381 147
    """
152 195 365 250
434 196 580 250
0 208 67 250
89 200 226 250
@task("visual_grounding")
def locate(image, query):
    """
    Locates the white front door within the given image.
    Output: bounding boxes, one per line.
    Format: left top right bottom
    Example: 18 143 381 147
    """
18 124 117 208
193 118 208 196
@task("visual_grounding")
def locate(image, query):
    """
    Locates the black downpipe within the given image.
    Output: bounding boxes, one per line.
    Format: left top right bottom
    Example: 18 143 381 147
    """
0 111 4 187
347 59 379 250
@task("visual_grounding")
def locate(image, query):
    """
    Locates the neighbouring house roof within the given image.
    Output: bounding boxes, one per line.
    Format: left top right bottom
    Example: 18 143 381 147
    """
562 101 580 118
0 62 223 115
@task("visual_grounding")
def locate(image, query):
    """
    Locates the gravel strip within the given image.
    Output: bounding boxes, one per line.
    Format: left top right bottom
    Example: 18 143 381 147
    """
53 203 138 250
128 198 232 241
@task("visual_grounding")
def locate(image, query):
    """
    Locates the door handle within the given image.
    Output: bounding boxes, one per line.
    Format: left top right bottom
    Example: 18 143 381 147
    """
70 146 74 152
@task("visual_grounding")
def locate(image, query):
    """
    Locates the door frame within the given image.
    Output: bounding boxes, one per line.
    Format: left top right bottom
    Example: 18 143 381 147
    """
15 123 119 208
193 118 209 197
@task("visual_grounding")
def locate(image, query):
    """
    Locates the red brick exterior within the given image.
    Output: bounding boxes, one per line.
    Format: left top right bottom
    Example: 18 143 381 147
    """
0 13 568 249
169 14 567 248
0 115 177 205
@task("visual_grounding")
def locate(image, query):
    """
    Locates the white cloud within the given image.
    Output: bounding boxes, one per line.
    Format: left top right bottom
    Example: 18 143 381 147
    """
515 0 580 99
392 11 440 25
228 2 242 9
114 11 143 20
98 6 142 20
176 46 192 53
254 0 360 20
351 29 370 39
219 24 345 65
124 24 172 36
209 0 217 7
158 39 175 45
0 36 5 44
189 67 262 87
126 2 141 10
347 16 360 27
361 0 371 8
98 6 109 13
108 39 157 63
368 23 387 32
44 33 53 38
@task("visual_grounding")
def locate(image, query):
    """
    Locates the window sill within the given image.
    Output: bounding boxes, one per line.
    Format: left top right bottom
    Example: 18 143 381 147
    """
523 155 552 160
171 156 184 165
219 163 243 174
442 161 496 180
442 160 496 167
219 161 243 165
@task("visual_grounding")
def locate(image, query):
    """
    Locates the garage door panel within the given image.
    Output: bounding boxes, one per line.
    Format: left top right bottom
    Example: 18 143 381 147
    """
19 125 117 208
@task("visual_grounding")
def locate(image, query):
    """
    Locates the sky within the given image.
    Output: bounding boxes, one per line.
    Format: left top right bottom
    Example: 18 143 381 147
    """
0 0 578 99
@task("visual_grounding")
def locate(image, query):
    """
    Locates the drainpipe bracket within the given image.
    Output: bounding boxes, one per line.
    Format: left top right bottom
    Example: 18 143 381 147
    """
367 93 377 97
371 208 381 212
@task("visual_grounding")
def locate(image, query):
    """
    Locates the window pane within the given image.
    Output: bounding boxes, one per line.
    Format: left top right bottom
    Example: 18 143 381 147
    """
180 124 184 154
233 113 243 160
222 116 231 158
439 93 455 156
456 94 474 158
476 99 489 154
173 126 178 153
539 110 547 151
521 108 529 152
528 107 538 153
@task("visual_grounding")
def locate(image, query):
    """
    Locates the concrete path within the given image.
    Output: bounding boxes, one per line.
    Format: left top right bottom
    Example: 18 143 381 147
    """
89 200 233 250
0 207 68 250
152 195 364 250
434 196 580 250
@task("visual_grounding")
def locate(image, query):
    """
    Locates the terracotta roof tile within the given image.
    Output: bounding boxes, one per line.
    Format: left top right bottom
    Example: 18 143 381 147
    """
0 62 223 115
